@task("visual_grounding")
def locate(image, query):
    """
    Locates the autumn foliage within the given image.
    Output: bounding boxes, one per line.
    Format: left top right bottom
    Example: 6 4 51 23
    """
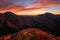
0 28 60 40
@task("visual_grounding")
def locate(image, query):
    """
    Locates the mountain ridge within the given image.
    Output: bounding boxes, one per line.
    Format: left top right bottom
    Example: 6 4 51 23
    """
0 12 60 36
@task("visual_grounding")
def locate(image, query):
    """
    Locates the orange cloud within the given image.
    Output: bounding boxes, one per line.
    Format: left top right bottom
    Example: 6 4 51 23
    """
0 2 3 4
0 0 60 13
0 4 24 13
0 0 24 13
15 4 57 12
0 6 23 13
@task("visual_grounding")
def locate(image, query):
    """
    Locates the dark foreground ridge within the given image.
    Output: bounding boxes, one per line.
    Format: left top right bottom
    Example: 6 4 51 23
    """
0 12 60 36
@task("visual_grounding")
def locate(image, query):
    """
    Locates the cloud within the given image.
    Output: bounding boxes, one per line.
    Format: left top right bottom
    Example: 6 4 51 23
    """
35 0 60 4
0 0 24 13
32 0 60 8
23 0 60 11
0 0 60 13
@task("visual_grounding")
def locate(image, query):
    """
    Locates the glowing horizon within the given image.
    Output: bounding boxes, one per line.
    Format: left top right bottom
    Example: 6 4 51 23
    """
16 4 60 15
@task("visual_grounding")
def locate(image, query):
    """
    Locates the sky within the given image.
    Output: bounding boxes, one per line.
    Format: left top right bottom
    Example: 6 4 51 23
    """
0 0 60 15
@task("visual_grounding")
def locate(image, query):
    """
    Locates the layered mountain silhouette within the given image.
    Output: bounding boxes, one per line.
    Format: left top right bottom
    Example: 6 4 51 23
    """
0 12 60 36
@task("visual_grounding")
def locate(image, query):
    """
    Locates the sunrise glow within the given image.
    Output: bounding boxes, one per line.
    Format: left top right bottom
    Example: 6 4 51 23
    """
0 0 60 15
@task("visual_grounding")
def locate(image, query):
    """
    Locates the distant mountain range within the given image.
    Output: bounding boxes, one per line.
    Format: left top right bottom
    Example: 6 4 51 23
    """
0 12 60 36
